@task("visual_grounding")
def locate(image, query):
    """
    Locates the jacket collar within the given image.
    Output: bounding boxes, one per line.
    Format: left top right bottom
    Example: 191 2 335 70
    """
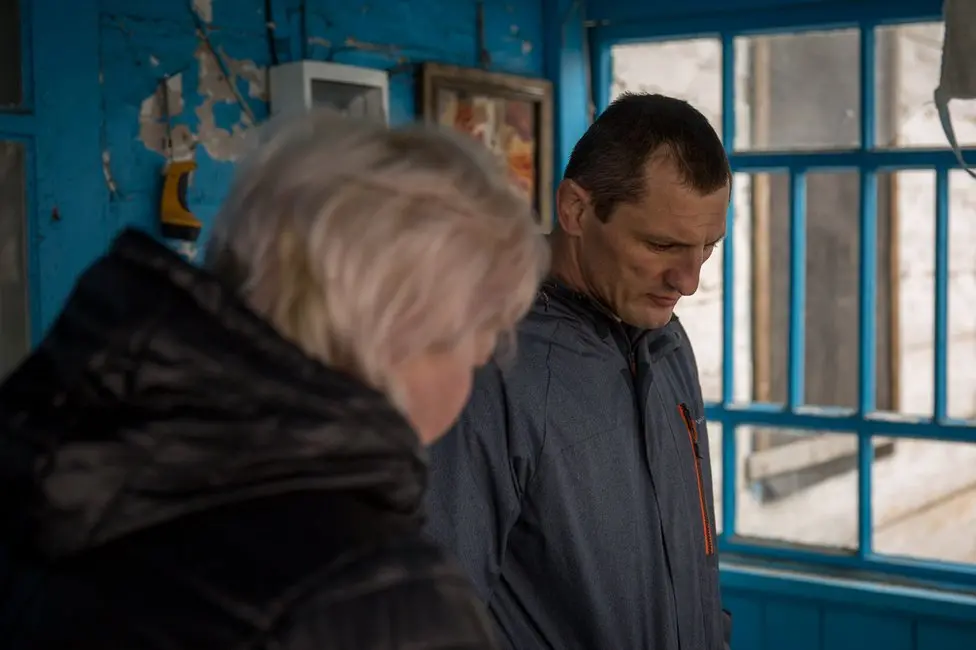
0 229 427 559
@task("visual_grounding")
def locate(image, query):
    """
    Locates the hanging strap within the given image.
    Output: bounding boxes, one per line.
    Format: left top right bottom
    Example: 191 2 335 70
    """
935 0 976 178
935 88 976 179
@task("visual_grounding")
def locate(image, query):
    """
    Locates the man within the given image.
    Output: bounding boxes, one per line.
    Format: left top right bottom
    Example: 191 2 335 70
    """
425 93 732 650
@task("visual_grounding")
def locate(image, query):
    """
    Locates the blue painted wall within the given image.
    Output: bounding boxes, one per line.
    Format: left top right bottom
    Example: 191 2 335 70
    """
542 0 589 178
722 564 976 650
23 0 554 333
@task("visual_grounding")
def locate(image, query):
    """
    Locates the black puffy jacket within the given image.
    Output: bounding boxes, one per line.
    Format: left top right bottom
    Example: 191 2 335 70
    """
0 229 498 650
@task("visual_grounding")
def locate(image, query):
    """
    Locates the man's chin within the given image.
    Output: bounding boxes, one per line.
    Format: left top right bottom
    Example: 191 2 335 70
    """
623 306 675 330
645 314 674 329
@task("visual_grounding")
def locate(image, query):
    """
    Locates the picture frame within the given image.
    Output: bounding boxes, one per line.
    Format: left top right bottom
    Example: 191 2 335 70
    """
418 63 554 231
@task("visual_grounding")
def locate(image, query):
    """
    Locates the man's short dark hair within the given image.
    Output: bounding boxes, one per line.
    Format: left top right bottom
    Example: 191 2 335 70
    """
563 93 731 222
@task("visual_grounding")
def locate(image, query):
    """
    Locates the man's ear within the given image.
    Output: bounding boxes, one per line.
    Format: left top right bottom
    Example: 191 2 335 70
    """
555 179 590 236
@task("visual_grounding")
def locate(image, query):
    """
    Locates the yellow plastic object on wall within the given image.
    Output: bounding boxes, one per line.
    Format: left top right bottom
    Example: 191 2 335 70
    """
160 160 202 242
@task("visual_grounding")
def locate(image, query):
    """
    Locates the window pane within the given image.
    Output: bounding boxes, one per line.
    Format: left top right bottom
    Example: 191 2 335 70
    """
610 38 722 138
873 438 976 563
708 421 723 535
0 140 29 376
674 231 723 404
734 29 860 151
730 173 756 405
0 0 22 108
876 22 976 149
736 427 859 549
879 171 935 418
674 174 752 405
803 171 862 409
949 171 976 422
735 172 789 406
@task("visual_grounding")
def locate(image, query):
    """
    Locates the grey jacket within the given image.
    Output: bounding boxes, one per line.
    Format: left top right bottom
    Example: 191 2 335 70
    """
426 280 730 650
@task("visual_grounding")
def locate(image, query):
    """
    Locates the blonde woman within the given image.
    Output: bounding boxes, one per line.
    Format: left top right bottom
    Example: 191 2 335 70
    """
0 112 548 650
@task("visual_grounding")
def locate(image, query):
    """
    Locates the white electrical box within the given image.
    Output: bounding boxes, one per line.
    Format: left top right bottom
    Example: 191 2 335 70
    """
269 61 390 124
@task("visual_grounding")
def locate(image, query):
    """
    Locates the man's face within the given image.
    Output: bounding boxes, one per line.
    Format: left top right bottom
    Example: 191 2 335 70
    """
576 159 729 329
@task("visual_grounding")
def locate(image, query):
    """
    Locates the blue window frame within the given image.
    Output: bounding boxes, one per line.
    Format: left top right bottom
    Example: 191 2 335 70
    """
591 2 976 589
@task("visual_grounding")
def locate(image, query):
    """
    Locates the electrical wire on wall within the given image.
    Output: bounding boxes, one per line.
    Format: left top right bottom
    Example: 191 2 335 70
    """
187 4 256 124
263 0 307 64
265 0 280 65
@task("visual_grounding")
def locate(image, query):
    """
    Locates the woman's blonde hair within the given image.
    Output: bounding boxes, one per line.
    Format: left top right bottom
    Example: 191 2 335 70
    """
206 110 549 398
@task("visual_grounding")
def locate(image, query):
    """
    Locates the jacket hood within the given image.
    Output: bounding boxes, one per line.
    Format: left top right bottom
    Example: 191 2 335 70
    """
0 229 426 559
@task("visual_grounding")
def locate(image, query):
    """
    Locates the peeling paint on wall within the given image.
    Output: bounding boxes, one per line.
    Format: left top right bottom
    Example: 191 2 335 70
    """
101 150 118 194
139 72 196 161
307 36 331 49
192 0 213 23
194 43 266 160
137 45 266 162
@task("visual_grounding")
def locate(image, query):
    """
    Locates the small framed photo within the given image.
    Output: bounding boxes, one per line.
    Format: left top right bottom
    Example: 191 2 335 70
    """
419 63 554 231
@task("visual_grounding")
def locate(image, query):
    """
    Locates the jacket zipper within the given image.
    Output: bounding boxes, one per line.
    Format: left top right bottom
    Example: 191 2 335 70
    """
625 326 713 555
678 403 715 556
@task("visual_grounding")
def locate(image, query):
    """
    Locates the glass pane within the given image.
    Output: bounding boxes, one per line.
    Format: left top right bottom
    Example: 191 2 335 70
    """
730 174 754 405
734 29 860 151
0 140 29 376
658 179 764 407
876 22 976 149
878 171 935 417
949 171 976 421
708 421 723 535
803 172 862 409
674 232 723 404
735 172 790 406
873 438 976 563
736 426 858 549
670 172 754 406
0 0 22 108
610 38 722 138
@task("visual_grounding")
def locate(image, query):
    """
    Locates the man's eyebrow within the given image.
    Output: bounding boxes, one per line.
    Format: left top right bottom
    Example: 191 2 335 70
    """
641 233 727 246
638 230 682 244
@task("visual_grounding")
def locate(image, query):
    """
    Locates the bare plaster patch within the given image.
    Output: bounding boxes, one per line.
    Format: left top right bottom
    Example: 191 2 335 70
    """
137 45 267 162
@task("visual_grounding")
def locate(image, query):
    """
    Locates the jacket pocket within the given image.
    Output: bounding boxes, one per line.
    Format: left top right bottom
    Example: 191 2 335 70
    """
678 403 715 556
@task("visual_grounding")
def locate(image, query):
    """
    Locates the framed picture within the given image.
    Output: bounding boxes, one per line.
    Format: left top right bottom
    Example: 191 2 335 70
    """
419 63 554 231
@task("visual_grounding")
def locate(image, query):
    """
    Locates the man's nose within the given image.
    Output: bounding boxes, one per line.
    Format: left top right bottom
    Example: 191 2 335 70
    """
665 250 704 297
